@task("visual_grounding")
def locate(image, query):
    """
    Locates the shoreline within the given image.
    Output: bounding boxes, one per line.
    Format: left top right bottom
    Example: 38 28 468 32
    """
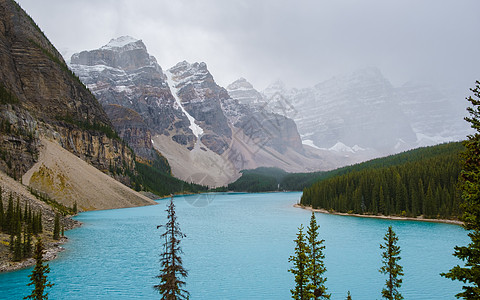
0 219 82 273
0 235 72 273
294 204 463 226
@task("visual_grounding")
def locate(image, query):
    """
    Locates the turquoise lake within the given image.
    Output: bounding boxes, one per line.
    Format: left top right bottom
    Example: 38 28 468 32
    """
0 192 469 299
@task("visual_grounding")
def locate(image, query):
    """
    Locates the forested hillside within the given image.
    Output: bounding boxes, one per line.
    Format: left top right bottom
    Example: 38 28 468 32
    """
301 142 463 219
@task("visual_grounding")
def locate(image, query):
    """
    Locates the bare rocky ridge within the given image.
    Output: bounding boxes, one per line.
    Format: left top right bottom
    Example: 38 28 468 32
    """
70 37 192 141
71 37 351 186
0 0 136 181
0 1 152 210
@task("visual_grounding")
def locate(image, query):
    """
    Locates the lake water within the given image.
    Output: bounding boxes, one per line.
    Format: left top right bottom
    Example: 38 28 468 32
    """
0 192 469 299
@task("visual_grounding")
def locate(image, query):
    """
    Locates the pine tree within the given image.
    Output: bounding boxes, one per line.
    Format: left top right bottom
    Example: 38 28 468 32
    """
379 226 403 300
306 212 329 299
72 202 77 214
52 214 60 240
13 232 22 261
5 193 14 234
38 211 43 234
24 239 54 300
289 225 312 300
154 196 189 299
442 80 480 299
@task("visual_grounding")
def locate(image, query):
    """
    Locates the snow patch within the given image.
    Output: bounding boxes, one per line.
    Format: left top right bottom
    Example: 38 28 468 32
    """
322 142 365 153
302 139 321 150
165 70 204 138
329 142 355 153
352 145 365 152
102 36 140 49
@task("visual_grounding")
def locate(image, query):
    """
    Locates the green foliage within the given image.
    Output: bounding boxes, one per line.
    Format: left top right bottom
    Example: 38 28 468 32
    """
24 239 54 300
228 173 278 192
28 187 74 216
379 226 403 300
442 80 480 299
289 214 329 300
134 160 208 197
289 225 313 300
52 214 60 240
0 190 43 260
301 142 463 219
280 172 326 191
55 114 120 141
0 82 19 105
307 212 329 299
155 197 189 299
227 167 286 192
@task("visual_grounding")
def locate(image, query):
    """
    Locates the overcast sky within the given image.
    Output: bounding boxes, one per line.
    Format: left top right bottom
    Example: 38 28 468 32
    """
15 0 480 93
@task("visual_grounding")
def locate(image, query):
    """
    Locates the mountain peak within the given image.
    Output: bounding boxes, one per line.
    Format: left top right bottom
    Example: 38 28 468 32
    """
101 36 145 51
227 78 254 91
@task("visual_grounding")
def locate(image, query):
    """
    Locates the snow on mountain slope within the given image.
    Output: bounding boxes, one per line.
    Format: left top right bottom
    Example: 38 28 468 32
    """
71 38 347 186
264 67 471 156
165 70 204 139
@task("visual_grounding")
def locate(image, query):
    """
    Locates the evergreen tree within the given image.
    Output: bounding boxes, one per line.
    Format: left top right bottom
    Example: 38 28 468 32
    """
38 211 43 234
306 212 329 299
442 80 480 299
379 226 403 300
72 202 77 214
5 193 14 234
24 239 54 300
154 196 189 300
52 214 60 240
289 225 313 300
13 227 22 261
23 225 32 258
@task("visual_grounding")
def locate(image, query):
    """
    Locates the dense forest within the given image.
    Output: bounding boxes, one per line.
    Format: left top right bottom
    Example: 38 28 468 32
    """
227 167 328 192
134 159 208 197
301 142 464 219
227 167 287 192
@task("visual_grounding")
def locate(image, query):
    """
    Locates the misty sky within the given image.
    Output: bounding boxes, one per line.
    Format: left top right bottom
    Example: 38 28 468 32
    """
15 0 480 94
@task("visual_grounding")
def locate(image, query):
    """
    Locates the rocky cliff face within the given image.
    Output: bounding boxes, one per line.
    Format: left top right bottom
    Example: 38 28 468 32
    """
71 38 325 186
225 78 304 154
0 0 136 189
166 61 232 154
70 37 192 143
103 104 156 161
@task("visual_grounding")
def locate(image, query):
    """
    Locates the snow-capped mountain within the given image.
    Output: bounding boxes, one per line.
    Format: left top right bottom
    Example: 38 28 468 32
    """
70 37 343 186
264 67 471 156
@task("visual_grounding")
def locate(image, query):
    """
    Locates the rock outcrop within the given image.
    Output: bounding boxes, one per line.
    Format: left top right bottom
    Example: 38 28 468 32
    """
71 38 333 186
70 37 191 141
0 0 150 209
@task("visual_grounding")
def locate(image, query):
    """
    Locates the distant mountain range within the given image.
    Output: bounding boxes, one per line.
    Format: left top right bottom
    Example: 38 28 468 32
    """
261 67 470 155
69 36 471 186
70 37 353 186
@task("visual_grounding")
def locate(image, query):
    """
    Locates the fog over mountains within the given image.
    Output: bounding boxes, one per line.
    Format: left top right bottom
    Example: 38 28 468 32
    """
68 36 471 185
261 67 470 155
70 37 350 186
